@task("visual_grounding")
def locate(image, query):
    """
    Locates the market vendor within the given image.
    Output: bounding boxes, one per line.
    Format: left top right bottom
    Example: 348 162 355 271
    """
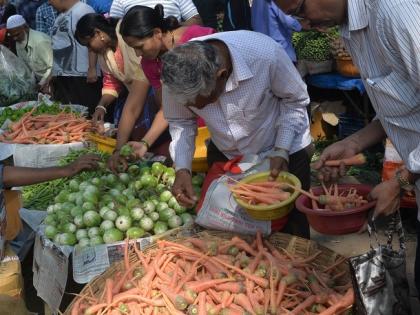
273 0 420 292
6 14 53 92
154 31 313 238
0 154 100 258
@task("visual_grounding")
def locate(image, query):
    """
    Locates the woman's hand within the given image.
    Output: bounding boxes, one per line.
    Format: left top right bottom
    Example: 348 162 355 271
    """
107 151 128 174
127 141 149 160
92 107 106 126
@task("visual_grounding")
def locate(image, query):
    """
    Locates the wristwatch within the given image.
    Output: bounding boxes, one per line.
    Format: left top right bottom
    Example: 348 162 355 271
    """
395 169 414 192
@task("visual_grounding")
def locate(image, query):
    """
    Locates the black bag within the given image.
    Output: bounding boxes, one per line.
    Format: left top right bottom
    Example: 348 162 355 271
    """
349 212 412 315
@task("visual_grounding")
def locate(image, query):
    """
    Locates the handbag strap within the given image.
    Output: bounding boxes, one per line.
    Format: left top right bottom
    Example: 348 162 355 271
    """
385 210 406 251
367 210 405 251
367 211 380 250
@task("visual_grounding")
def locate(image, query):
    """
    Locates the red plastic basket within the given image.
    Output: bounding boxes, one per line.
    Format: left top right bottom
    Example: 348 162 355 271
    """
295 184 376 235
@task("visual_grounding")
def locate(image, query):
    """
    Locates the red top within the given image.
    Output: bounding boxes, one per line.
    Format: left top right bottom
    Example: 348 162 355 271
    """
141 25 216 90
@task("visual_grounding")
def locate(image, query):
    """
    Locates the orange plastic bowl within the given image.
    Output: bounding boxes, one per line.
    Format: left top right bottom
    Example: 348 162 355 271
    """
295 184 376 235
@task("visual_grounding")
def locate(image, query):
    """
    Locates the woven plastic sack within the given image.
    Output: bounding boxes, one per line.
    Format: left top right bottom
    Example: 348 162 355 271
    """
0 45 36 107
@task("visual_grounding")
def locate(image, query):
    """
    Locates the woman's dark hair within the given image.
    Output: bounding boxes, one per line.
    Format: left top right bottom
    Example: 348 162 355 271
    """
75 13 119 44
120 4 179 39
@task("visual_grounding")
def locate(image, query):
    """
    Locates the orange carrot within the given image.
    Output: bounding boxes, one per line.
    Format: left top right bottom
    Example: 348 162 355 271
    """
71 298 81 315
156 284 188 310
198 292 207 315
234 294 255 315
324 153 366 167
105 278 113 305
215 282 245 294
186 278 234 293
291 295 317 314
84 303 108 315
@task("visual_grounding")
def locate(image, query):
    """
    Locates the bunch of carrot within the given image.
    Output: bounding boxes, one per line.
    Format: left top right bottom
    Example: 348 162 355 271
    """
230 181 292 206
0 107 92 144
70 232 354 315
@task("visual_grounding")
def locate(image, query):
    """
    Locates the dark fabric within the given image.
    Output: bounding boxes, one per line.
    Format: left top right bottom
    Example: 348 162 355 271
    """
51 76 102 116
206 141 313 238
415 221 420 295
223 0 251 31
0 4 16 26
192 0 224 29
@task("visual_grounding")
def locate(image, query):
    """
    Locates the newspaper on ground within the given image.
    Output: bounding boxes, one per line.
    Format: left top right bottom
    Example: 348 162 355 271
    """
33 234 71 312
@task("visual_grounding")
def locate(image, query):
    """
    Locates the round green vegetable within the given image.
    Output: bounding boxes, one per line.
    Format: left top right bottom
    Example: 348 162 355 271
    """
83 211 101 227
139 217 154 231
168 215 183 229
153 221 168 235
126 227 145 239
103 228 124 243
45 225 58 239
115 215 132 231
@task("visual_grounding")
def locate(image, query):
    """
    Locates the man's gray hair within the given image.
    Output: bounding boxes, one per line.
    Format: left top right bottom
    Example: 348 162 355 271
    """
161 41 221 105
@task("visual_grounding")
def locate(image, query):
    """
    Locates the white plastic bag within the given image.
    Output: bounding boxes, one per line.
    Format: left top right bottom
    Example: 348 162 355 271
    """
0 45 36 106
196 157 272 235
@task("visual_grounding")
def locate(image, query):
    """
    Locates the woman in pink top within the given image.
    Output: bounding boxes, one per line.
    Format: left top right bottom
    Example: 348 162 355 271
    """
117 4 215 160
76 14 172 172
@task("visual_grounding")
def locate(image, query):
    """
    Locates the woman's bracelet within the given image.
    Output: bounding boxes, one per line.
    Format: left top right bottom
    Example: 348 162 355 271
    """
95 105 107 113
139 139 150 150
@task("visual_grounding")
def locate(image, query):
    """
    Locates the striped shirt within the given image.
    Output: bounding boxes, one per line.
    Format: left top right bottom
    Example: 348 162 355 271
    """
340 0 420 215
109 0 199 21
162 30 311 171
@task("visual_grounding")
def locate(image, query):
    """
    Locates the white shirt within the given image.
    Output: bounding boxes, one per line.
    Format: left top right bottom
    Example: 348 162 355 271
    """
109 0 198 21
51 2 96 76
341 0 420 216
16 29 52 85
163 30 311 171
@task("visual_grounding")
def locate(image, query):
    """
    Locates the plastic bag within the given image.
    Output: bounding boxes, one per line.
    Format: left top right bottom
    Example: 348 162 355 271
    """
349 212 411 315
0 45 36 107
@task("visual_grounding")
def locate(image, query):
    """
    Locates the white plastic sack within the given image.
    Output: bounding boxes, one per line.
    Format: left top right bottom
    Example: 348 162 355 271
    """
196 157 272 236
0 45 36 106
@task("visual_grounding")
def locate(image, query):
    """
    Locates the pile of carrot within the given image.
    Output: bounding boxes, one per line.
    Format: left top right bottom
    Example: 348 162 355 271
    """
230 181 292 206
71 232 354 315
0 107 92 144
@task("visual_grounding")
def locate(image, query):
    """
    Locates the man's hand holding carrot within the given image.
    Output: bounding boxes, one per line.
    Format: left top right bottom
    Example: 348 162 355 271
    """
312 139 360 182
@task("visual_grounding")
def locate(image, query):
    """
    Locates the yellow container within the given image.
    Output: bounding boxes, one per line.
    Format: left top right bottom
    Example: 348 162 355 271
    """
89 127 211 172
87 133 117 154
192 127 210 173
234 171 301 221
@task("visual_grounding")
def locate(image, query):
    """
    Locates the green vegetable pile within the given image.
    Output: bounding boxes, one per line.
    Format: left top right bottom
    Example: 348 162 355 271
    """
0 102 74 126
22 148 110 210
43 160 203 247
292 30 332 62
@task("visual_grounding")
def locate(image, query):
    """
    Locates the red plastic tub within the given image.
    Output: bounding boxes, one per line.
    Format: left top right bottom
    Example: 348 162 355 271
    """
295 184 376 235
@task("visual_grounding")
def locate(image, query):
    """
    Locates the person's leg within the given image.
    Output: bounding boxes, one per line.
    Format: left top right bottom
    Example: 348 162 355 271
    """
206 141 229 168
281 144 314 239
415 220 420 297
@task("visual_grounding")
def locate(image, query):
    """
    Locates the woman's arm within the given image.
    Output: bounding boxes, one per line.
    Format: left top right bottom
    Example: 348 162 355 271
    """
115 80 150 150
